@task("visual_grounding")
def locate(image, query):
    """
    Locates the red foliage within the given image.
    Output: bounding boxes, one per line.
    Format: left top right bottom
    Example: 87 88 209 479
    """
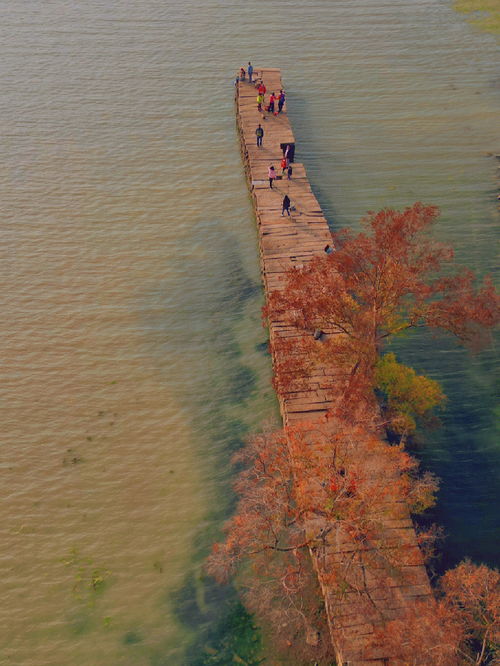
377 560 500 665
207 420 440 660
264 203 500 415
440 560 500 664
206 426 333 661
375 598 465 665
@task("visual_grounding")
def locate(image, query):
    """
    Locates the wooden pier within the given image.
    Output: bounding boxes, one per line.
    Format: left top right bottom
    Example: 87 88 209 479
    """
235 68 434 664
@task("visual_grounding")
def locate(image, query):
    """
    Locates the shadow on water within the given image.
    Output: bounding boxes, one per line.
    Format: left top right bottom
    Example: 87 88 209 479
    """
389 330 500 573
139 228 271 663
286 92 341 233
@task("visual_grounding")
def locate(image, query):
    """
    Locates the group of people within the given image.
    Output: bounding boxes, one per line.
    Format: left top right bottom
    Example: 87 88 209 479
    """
235 63 287 116
256 84 286 116
267 153 293 216
238 61 254 83
238 65 294 216
266 158 293 185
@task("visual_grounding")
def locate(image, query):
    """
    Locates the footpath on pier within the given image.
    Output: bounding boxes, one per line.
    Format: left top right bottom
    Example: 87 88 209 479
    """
235 68 433 664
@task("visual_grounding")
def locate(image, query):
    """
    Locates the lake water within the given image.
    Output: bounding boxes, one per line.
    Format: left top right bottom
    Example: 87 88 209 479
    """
0 1 498 663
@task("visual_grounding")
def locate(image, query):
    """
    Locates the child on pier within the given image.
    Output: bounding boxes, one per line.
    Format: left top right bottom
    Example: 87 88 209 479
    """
268 165 276 188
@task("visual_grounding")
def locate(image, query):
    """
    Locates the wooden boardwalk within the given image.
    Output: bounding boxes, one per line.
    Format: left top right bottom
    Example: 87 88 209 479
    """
236 69 434 664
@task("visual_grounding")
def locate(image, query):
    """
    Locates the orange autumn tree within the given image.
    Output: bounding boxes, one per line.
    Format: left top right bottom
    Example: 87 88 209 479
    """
207 420 439 661
374 598 465 665
378 560 499 665
440 560 500 664
265 203 499 418
207 426 334 662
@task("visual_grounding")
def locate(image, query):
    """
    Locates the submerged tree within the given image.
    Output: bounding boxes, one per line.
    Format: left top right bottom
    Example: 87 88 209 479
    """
377 560 499 665
213 202 499 661
374 598 465 665
265 203 499 418
207 420 439 662
375 352 446 437
206 426 333 662
439 560 500 665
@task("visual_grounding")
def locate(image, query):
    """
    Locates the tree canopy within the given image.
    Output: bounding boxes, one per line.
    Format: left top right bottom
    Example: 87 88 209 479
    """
265 203 499 416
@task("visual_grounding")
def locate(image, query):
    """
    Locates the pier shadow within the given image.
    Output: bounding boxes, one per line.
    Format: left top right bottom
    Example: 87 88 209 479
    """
286 92 342 232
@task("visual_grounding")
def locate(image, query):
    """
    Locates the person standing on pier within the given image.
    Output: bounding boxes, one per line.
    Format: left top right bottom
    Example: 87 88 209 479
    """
278 89 286 114
287 164 293 180
247 61 253 83
258 81 266 105
283 143 295 163
255 124 264 147
256 93 264 112
282 194 291 216
268 92 276 114
268 165 276 188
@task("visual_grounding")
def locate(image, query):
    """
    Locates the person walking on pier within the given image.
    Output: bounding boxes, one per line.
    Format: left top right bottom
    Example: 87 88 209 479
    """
281 156 288 174
282 194 291 216
256 93 264 112
247 61 253 83
287 165 293 180
255 124 264 147
268 165 276 188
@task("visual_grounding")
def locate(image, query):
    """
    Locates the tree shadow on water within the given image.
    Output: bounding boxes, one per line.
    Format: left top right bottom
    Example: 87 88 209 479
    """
169 407 263 665
171 573 262 666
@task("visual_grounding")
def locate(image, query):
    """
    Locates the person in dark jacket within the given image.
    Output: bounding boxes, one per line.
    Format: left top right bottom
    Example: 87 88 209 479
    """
284 143 295 163
278 89 286 113
255 124 264 147
282 194 291 216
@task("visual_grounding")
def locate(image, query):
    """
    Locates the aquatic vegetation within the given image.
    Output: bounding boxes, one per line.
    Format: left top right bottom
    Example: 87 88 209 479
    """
375 352 446 436
122 630 143 645
61 547 111 605
454 0 500 35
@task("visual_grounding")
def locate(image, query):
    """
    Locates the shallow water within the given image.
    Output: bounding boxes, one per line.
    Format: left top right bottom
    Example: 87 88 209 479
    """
0 0 498 663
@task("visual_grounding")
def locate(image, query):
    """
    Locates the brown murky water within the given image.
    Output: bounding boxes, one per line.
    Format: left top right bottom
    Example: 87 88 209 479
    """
0 1 498 663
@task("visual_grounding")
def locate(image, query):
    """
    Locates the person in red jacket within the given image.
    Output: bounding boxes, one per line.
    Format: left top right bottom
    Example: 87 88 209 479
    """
257 82 266 106
268 92 277 114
